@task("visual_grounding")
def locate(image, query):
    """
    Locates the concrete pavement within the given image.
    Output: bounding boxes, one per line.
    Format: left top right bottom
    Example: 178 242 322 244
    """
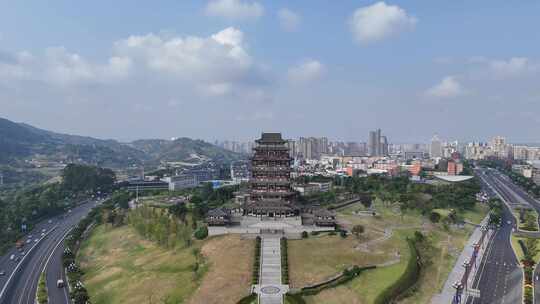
253 235 289 304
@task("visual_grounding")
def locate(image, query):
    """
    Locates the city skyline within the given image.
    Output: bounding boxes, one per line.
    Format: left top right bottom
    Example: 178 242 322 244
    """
1 1 540 142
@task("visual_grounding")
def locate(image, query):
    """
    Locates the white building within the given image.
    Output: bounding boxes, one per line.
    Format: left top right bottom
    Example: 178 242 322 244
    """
162 174 199 191
430 135 442 158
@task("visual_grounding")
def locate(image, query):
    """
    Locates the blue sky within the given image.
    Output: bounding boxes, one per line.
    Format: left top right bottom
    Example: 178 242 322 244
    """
1 1 540 143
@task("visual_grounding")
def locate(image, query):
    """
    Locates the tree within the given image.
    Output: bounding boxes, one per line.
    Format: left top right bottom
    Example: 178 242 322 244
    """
523 211 537 231
168 203 188 222
524 238 539 264
352 225 365 239
429 212 441 223
112 191 131 209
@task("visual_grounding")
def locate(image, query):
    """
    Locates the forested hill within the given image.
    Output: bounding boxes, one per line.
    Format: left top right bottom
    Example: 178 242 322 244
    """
130 138 242 163
0 117 244 168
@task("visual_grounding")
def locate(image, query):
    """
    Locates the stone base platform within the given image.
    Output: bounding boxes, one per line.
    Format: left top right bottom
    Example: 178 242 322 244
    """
208 216 333 236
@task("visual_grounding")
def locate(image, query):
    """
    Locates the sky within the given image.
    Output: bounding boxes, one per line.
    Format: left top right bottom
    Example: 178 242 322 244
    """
1 0 540 143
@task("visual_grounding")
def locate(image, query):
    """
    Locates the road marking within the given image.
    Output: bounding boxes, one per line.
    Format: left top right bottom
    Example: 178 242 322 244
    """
0 225 59 301
39 227 74 304
18 228 63 304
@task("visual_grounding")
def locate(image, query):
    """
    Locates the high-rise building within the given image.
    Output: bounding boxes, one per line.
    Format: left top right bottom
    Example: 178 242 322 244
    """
368 129 389 157
369 129 381 156
286 139 297 159
430 134 442 158
380 136 389 156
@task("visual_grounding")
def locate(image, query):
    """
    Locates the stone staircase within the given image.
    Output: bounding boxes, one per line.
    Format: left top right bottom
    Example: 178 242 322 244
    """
253 235 288 304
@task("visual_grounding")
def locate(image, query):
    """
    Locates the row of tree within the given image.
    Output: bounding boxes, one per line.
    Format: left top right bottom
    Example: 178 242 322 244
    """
127 205 194 249
0 164 116 253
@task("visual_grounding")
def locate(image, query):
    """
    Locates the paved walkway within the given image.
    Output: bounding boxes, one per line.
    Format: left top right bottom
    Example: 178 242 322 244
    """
253 235 289 304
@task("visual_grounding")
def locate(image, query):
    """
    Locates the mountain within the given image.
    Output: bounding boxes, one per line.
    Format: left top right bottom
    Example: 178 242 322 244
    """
0 117 244 170
130 138 242 163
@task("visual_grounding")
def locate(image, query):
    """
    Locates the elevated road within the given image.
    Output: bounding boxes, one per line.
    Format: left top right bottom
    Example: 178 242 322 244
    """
0 200 98 304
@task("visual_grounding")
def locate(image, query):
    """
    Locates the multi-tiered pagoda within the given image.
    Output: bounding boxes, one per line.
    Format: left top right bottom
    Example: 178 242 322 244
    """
243 133 299 218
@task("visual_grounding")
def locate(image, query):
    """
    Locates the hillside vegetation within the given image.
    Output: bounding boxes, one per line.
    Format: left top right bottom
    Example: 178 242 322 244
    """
0 116 244 185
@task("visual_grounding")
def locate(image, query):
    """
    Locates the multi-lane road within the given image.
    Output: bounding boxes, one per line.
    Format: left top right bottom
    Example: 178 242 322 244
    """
0 200 99 304
486 169 540 304
466 168 523 304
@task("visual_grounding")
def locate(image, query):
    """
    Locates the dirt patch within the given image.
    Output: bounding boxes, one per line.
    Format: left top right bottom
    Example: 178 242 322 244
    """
188 235 255 304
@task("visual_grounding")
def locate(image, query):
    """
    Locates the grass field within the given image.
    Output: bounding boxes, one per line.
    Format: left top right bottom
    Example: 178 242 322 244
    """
288 231 404 288
295 199 484 304
461 204 490 224
188 236 255 304
302 229 413 304
79 225 254 304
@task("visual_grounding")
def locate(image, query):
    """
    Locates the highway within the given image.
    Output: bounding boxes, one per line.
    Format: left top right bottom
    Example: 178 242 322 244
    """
0 200 98 304
466 169 522 304
487 169 540 304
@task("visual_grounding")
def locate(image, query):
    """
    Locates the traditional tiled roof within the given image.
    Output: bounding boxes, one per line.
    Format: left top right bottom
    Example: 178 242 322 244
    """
243 199 299 212
207 208 230 217
313 208 335 218
256 132 286 144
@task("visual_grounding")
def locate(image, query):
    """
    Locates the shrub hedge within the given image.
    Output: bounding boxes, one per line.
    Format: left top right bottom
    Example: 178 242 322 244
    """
285 294 307 304
194 226 208 240
373 238 421 304
299 265 375 296
236 293 257 304
253 236 261 284
281 237 289 284
37 272 48 304
524 285 533 304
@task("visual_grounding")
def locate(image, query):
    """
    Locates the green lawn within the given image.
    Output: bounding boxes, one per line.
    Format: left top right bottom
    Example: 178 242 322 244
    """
301 229 413 304
295 200 480 304
461 204 489 224
517 209 540 232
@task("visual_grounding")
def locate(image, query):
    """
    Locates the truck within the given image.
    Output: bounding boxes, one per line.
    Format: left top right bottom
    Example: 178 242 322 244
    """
15 240 24 250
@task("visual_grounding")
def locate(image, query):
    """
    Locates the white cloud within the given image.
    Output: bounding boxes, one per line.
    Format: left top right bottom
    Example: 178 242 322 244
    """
205 0 263 20
489 57 534 78
0 27 270 101
113 27 262 97
349 2 417 44
0 47 131 86
425 76 465 98
278 8 301 32
287 60 324 84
